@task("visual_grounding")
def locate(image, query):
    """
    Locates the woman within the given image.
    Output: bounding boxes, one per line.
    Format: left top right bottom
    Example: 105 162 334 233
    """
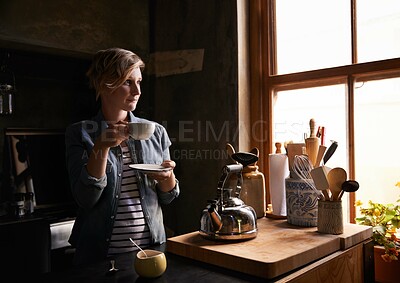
65 48 179 265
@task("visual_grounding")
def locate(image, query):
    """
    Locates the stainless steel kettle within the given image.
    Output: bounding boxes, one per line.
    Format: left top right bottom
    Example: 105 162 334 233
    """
199 164 258 240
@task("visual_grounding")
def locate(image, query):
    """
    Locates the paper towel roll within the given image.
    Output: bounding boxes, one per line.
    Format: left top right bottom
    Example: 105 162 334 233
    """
268 154 290 216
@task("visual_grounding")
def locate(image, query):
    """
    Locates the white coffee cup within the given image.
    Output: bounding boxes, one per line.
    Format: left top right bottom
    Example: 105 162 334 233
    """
128 122 155 140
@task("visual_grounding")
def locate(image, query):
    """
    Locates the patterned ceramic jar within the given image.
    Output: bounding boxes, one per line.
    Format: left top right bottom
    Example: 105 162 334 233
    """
285 178 319 227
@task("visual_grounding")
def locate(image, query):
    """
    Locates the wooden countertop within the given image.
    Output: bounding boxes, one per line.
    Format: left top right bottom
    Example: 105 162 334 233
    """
166 218 372 279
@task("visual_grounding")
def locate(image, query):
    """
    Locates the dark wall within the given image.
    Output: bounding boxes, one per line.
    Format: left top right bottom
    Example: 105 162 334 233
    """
0 0 239 236
0 49 92 126
0 0 149 56
149 1 239 235
0 0 152 194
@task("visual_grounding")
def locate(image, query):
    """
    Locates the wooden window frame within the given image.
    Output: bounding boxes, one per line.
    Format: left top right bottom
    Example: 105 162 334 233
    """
249 0 400 222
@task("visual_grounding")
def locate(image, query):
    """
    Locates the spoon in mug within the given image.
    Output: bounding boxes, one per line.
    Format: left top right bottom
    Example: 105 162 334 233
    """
129 238 148 258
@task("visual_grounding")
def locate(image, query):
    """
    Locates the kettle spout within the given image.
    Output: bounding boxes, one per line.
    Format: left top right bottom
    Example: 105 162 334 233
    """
208 204 222 232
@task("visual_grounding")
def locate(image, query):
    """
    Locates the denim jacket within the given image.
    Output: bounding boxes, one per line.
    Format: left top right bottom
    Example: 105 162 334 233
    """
65 111 179 265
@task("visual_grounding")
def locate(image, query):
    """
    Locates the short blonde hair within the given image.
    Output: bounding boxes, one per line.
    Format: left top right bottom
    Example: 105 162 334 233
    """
86 48 145 100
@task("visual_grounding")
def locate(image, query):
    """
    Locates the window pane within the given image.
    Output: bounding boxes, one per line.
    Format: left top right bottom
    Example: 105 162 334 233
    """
272 85 349 222
354 77 400 210
357 0 400 63
275 0 351 74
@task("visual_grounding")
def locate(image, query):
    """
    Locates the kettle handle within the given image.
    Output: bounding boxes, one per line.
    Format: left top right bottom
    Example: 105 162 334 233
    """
217 164 243 188
217 164 243 208
225 164 243 173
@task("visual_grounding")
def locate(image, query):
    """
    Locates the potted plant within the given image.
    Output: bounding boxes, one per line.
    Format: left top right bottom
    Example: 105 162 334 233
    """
355 182 400 283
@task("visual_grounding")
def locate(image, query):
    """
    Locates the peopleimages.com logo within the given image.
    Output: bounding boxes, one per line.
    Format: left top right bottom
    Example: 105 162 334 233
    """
160 120 270 143
80 119 306 159
161 120 306 143
170 149 229 160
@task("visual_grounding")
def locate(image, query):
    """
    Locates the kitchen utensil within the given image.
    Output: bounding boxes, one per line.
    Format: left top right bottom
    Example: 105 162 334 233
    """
292 155 312 179
292 155 323 199
327 167 347 201
231 152 259 167
275 142 282 153
199 164 258 240
314 145 327 168
310 165 331 201
338 180 359 200
284 140 293 154
323 140 338 165
129 238 148 257
316 126 325 145
305 118 321 166
287 143 306 178
106 259 119 275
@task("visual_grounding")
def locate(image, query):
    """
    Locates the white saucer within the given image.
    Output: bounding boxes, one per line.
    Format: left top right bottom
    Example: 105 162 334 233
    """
129 164 173 173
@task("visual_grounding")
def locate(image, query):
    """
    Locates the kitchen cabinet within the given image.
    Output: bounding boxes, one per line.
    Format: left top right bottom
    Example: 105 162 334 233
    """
0 216 51 274
0 213 75 276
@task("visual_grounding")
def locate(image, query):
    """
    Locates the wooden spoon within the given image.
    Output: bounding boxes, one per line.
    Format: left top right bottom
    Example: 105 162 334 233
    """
327 167 347 201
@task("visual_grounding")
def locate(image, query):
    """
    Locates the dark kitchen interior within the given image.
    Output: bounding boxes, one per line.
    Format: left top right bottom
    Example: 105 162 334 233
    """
0 1 238 229
0 1 393 282
0 0 240 279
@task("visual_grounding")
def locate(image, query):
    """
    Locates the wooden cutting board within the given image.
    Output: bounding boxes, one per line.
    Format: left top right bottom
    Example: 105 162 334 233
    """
166 218 372 279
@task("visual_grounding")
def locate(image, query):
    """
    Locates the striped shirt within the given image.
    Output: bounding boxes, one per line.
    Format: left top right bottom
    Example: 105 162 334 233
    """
108 144 151 255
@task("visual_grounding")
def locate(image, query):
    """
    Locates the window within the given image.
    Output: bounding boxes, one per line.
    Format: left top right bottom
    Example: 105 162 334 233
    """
357 0 400 63
354 77 400 205
276 0 351 74
249 0 400 222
